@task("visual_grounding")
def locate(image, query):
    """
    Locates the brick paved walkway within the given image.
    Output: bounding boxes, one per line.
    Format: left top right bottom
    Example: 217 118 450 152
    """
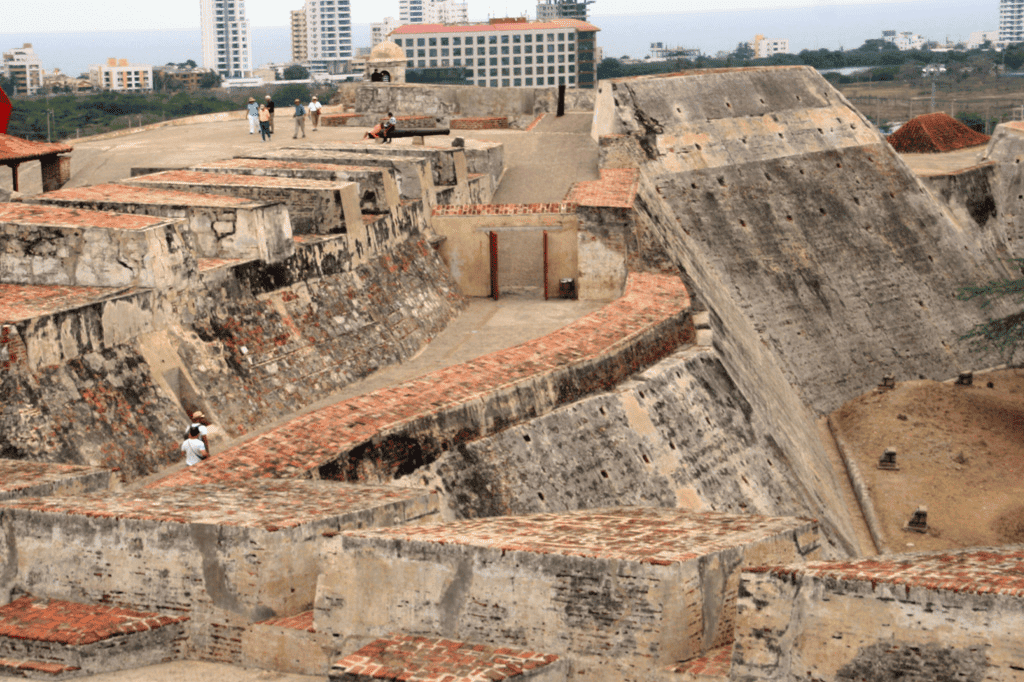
148 272 689 489
330 634 560 682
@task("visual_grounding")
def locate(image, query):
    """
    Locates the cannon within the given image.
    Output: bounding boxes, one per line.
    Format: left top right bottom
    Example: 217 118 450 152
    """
386 128 451 138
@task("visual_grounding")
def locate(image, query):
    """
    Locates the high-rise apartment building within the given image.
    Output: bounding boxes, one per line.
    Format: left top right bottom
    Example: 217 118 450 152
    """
304 0 352 73
291 9 308 62
400 0 426 23
536 0 592 21
2 43 44 96
392 18 599 88
372 17 402 46
1000 0 1024 45
200 0 253 78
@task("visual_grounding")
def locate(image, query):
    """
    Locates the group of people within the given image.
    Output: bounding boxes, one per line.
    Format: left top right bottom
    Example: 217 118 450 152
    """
246 94 324 141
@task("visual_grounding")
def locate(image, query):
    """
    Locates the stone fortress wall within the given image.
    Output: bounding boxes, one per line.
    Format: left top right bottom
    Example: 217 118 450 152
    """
0 68 1022 681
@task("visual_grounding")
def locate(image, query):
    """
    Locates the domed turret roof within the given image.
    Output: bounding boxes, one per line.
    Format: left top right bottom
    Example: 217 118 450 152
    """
370 40 405 61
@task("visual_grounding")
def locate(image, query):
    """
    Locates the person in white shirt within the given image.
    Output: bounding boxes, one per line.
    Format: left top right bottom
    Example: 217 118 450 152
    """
189 410 211 456
308 95 323 131
181 426 207 466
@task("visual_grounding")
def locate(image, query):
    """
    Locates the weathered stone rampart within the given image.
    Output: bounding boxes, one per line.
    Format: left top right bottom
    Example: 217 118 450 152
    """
406 347 861 557
734 548 1024 681
148 273 691 489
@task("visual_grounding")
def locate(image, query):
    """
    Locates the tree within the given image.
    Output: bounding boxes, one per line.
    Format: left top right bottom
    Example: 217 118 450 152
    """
732 42 755 60
958 262 1024 359
198 71 222 89
271 83 312 106
282 64 310 81
596 57 623 79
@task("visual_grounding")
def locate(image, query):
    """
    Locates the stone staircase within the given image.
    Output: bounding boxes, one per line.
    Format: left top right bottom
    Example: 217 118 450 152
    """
0 595 188 679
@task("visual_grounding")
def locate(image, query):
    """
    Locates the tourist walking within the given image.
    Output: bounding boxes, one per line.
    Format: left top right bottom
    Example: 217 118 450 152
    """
293 98 306 138
309 95 322 131
246 97 259 134
259 104 272 141
181 425 207 466
264 95 275 133
187 410 211 456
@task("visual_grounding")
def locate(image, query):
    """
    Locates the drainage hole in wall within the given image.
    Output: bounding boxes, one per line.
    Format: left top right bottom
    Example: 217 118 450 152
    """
817 128 823 134
819 208 827 215
786 215 794 222
642 454 651 463
691 182 698 189
853 197 860 206
799 169 805 175
725 101 732 108
741 475 749 484
717 177 726 187
759 98 765 104
889 192 896 198
599 407 606 416
739 219 747 227
764 173 772 181
638 390 646 399
600 470 609 479
766 458 773 467
695 143 702 150
778 133 784 139
538 492 545 501
669 441 676 450
523 434 531 442
836 162 842 168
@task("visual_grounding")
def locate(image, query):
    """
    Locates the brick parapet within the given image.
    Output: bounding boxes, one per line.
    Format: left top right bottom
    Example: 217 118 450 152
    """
0 596 189 647
148 272 691 489
450 117 509 130
432 202 577 216
750 547 1024 599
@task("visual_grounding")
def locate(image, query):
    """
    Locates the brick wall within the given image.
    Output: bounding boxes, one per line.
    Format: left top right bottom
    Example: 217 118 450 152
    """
450 117 509 130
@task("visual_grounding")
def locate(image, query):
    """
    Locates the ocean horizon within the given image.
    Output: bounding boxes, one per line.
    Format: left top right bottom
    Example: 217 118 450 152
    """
0 0 998 80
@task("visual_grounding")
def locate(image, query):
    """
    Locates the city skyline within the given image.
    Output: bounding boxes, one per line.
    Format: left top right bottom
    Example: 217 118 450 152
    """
6 0 972 31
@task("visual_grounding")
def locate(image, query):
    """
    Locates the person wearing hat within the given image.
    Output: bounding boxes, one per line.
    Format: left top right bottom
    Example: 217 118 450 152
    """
264 95 275 133
187 411 211 457
245 97 259 134
181 426 207 466
308 95 322 131
292 98 306 138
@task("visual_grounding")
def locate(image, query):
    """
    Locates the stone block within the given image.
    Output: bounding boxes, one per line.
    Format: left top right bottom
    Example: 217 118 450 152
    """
733 548 1024 681
241 611 334 676
246 148 436 206
122 170 361 237
24 183 293 264
192 158 401 215
0 480 440 665
315 508 820 682
0 203 196 290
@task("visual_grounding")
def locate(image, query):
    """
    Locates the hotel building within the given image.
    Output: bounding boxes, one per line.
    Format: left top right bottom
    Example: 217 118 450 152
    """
2 43 44 96
89 58 154 92
391 18 599 88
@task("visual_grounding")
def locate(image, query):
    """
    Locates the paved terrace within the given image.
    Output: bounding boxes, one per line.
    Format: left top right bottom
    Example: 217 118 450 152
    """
148 272 689 489
0 480 432 531
0 283 129 322
753 547 1024 596
341 507 813 566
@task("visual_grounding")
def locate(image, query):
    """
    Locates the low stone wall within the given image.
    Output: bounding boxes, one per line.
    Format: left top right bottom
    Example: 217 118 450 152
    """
0 460 113 501
0 204 196 290
123 171 362 237
316 508 820 682
177 237 464 440
150 273 690 489
734 548 1024 681
25 183 294 264
0 481 439 665
450 117 509 130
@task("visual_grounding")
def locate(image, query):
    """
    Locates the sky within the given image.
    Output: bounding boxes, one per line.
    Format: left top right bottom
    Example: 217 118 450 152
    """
2 0 974 31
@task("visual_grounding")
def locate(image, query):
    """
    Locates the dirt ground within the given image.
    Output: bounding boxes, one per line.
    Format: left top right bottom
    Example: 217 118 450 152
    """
832 368 1024 554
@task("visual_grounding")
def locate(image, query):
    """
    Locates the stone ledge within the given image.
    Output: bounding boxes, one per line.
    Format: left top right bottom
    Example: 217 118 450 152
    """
0 596 188 647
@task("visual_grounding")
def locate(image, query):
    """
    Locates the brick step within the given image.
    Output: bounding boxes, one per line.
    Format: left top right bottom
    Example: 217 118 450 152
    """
241 610 335 676
0 595 188 679
668 642 733 681
329 634 566 682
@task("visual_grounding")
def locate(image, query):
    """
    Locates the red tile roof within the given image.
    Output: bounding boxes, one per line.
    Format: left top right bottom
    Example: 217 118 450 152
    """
392 18 599 34
887 113 990 153
0 133 72 164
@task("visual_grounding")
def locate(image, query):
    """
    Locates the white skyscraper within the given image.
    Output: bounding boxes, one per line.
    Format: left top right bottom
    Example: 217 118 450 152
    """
305 0 352 72
200 0 253 78
1000 0 1024 45
399 0 426 23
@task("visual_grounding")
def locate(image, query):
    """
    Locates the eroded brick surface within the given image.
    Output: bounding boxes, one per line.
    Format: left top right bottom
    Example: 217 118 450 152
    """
330 634 560 682
753 547 1024 596
256 611 315 633
34 183 257 208
0 480 433 530
0 596 188 647
670 642 732 676
0 285 126 324
0 203 164 231
0 460 111 501
565 169 639 208
343 507 810 565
